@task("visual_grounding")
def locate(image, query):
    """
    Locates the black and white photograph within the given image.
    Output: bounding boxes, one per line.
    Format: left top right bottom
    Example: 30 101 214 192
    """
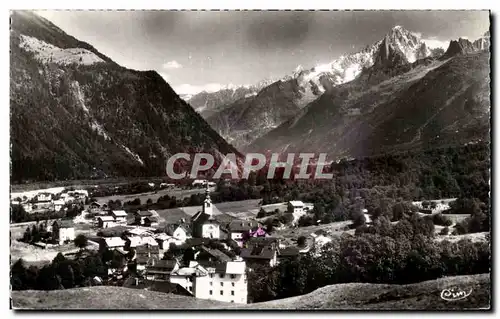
8 8 491 310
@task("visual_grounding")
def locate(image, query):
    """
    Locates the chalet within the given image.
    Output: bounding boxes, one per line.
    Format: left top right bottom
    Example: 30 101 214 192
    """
51 220 75 245
135 244 161 271
171 260 248 304
287 200 306 221
111 210 128 224
107 250 129 276
97 216 116 228
164 224 191 245
277 246 300 263
191 184 220 239
134 210 154 225
100 237 126 253
53 199 65 212
126 236 159 250
258 203 287 218
153 233 175 250
145 259 179 281
36 192 54 203
228 220 259 244
240 237 279 267
89 201 107 213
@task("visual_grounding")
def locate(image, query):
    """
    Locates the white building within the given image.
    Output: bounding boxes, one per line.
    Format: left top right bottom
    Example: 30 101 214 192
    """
53 199 65 211
170 260 248 304
111 210 128 224
287 200 306 222
164 224 191 245
52 220 75 245
96 216 116 228
126 236 159 249
101 237 126 252
36 192 54 203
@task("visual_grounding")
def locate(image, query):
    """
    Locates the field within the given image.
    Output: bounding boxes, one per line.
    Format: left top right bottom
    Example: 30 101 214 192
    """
274 221 354 239
94 187 213 204
155 199 262 223
10 222 98 266
11 273 490 310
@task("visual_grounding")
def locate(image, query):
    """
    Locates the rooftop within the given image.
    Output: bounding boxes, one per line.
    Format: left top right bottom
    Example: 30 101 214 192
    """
136 211 153 217
288 200 305 207
98 216 115 222
228 220 258 232
112 210 128 217
104 237 126 248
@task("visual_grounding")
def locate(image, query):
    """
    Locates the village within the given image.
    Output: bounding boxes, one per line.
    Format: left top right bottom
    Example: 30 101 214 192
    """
10 178 478 305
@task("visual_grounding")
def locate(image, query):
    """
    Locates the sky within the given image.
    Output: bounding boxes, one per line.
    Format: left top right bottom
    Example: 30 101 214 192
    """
36 10 490 95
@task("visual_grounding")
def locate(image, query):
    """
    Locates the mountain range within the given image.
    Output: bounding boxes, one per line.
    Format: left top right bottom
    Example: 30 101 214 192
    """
10 12 491 182
196 26 458 149
10 11 240 182
191 26 490 155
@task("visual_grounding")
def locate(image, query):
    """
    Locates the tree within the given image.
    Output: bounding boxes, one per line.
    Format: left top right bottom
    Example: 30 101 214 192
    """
11 205 28 223
264 218 274 233
355 212 368 227
440 227 449 235
11 259 27 290
74 234 88 250
297 236 307 247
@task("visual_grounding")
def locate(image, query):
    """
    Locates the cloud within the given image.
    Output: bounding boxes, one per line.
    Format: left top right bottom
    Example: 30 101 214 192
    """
162 60 183 69
173 83 226 95
422 37 450 50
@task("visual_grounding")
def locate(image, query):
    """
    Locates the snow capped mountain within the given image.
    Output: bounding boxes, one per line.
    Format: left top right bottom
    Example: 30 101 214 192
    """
290 25 431 99
186 78 276 118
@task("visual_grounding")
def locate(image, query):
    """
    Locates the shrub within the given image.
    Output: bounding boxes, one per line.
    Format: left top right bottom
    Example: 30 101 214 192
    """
440 227 449 235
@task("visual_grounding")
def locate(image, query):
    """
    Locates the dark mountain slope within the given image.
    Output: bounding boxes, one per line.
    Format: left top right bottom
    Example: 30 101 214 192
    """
10 11 240 182
206 79 304 148
247 52 490 158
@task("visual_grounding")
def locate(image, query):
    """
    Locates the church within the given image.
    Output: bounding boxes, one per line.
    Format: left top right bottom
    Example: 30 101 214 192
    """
191 182 220 239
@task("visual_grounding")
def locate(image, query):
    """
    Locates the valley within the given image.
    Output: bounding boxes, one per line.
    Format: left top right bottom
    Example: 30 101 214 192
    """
9 10 491 311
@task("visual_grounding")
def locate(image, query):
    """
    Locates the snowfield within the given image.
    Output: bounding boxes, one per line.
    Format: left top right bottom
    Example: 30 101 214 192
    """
19 34 105 66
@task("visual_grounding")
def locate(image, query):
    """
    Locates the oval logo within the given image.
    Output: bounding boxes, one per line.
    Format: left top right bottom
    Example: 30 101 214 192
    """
440 287 473 301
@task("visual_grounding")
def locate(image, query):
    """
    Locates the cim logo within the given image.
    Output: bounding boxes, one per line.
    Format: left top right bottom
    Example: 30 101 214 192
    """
440 287 473 301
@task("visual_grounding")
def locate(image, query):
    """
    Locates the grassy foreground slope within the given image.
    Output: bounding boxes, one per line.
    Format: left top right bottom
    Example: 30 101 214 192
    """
11 273 490 310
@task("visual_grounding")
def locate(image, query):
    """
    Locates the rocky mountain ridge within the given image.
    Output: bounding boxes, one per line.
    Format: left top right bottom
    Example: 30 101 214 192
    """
204 25 437 149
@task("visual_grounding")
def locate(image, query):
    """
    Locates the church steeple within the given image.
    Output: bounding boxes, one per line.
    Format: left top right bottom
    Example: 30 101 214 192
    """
202 180 213 216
